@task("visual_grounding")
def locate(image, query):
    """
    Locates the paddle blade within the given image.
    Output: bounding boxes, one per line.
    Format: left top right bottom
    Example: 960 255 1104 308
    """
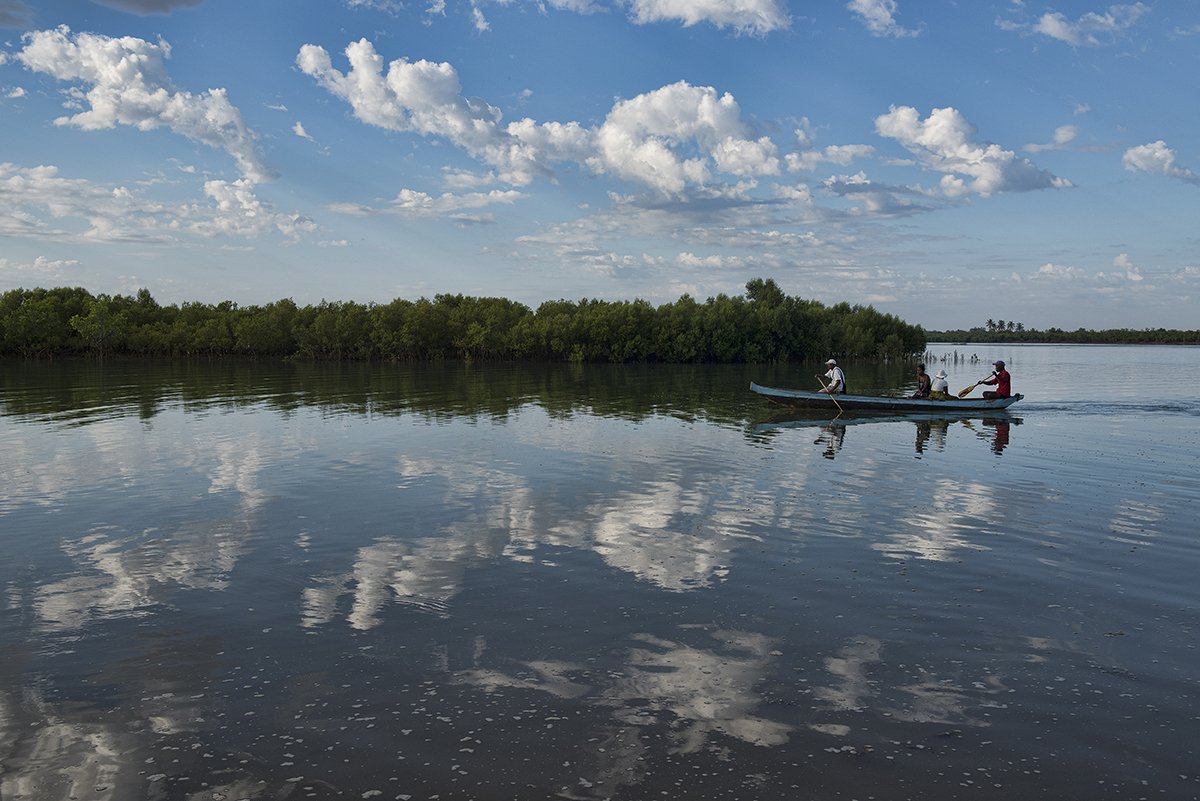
957 382 978 398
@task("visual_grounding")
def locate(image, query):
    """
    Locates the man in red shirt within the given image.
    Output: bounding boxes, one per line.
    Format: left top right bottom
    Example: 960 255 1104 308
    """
982 360 1011 399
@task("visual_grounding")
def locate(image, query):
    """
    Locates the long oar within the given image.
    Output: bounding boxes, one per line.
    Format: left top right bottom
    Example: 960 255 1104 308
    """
816 375 844 414
957 372 995 399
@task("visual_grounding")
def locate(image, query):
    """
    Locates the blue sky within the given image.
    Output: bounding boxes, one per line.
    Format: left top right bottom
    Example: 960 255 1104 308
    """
1 0 1197 331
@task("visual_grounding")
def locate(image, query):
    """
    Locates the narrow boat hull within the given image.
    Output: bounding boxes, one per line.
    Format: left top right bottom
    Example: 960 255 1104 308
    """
750 382 1024 412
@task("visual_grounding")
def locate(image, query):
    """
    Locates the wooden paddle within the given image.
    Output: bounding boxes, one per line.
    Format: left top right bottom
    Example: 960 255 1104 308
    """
957 372 995 398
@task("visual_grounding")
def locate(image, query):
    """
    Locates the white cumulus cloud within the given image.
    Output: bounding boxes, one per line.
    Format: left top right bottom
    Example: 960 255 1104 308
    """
1024 124 1078 154
1122 141 1200 186
590 81 781 191
328 188 527 218
422 0 787 35
786 143 876 173
628 0 790 35
0 255 80 274
16 26 277 184
0 162 313 243
1113 253 1143 281
875 105 1072 197
442 167 496 190
1031 3 1149 46
846 0 921 38
188 179 319 238
298 40 781 196
821 171 929 216
1035 262 1086 279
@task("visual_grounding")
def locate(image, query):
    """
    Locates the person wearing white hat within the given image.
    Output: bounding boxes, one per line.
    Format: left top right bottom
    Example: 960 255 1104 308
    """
815 358 846 394
930 369 950 400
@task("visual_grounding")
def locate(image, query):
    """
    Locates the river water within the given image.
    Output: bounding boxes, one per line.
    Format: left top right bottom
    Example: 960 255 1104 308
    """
2 345 1198 801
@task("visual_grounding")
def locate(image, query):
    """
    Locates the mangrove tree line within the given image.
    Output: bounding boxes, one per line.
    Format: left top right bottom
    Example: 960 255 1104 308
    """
0 279 926 362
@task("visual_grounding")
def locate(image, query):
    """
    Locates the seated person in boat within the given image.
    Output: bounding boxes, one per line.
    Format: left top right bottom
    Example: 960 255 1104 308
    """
930 369 950 400
908 364 931 399
981 360 1011 399
816 359 846 394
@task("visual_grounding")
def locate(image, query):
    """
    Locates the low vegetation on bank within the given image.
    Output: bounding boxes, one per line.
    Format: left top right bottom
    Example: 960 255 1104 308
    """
1 279 926 363
926 326 1200 345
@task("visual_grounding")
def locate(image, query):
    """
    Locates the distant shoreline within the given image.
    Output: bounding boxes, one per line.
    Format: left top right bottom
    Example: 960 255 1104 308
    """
924 331 1199 346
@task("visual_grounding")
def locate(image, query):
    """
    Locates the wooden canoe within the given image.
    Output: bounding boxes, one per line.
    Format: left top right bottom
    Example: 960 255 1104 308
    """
750 382 1024 412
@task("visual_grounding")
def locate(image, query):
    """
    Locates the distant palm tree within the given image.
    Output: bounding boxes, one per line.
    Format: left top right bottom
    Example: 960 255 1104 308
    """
997 319 1006 332
986 318 995 331
1008 321 1016 331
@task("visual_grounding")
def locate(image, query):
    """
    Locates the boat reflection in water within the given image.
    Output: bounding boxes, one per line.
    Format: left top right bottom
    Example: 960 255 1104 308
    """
752 410 1022 459
986 418 1011 454
913 418 944 455
814 420 846 459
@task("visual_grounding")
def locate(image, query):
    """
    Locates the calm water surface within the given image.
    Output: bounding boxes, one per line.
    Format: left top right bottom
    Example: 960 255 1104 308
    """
2 345 1199 801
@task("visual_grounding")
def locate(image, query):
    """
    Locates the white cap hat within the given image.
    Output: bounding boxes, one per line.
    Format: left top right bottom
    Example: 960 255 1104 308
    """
935 370 947 378
825 358 837 365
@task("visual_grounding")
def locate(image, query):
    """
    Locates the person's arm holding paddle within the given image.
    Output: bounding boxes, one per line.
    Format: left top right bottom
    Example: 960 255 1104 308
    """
957 372 993 398
815 359 845 395
814 358 845 414
980 361 1011 399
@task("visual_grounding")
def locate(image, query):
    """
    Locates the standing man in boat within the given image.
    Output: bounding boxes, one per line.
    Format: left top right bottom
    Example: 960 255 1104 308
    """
816 359 847 394
981 360 1011 399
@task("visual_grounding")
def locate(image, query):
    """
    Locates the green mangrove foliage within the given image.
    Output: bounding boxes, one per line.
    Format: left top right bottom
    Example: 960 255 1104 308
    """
1 279 926 362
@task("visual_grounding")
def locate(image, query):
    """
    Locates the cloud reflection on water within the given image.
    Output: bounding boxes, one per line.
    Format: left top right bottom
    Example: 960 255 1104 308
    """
11 369 1198 799
870 478 998 562
18 404 1023 643
27 422 275 633
449 626 792 797
0 712 139 801
34 517 255 632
